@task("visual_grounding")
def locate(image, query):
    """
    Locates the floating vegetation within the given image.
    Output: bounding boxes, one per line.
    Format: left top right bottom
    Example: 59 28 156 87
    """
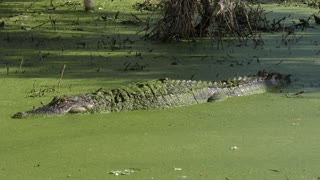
28 85 56 98
123 62 147 71
132 0 165 11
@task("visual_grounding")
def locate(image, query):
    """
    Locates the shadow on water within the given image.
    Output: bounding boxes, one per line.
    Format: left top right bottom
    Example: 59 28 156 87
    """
0 0 319 93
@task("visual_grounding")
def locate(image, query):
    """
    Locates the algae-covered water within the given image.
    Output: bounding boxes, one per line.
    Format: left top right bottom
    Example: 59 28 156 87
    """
1 0 320 179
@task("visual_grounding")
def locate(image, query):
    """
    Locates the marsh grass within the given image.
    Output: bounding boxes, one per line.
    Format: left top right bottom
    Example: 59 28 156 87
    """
0 0 320 179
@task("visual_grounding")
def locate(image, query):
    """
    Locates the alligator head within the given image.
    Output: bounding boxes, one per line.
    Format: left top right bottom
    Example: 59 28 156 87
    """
264 72 291 87
12 95 95 119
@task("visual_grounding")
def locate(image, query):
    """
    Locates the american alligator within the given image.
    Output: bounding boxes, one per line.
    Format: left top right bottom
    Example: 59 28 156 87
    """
12 71 290 119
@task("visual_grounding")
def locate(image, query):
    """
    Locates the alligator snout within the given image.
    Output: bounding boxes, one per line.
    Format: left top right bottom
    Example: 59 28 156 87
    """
12 112 28 119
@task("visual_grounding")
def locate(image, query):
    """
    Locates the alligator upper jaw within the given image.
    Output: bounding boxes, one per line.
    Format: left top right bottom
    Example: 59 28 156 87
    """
11 95 96 119
11 107 89 119
11 102 93 119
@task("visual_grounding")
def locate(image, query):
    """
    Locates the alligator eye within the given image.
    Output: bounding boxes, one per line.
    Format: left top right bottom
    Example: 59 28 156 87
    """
52 96 59 101
57 98 68 104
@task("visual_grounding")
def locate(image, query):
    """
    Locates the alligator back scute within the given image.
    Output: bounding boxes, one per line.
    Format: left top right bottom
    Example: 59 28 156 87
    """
116 79 213 110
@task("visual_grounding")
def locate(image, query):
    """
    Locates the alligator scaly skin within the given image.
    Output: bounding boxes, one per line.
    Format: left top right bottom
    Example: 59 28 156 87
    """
12 72 290 118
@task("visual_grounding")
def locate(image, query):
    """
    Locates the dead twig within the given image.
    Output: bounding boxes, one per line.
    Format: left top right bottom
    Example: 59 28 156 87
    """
25 0 39 11
285 91 304 98
275 60 284 65
58 64 66 92
19 57 24 72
